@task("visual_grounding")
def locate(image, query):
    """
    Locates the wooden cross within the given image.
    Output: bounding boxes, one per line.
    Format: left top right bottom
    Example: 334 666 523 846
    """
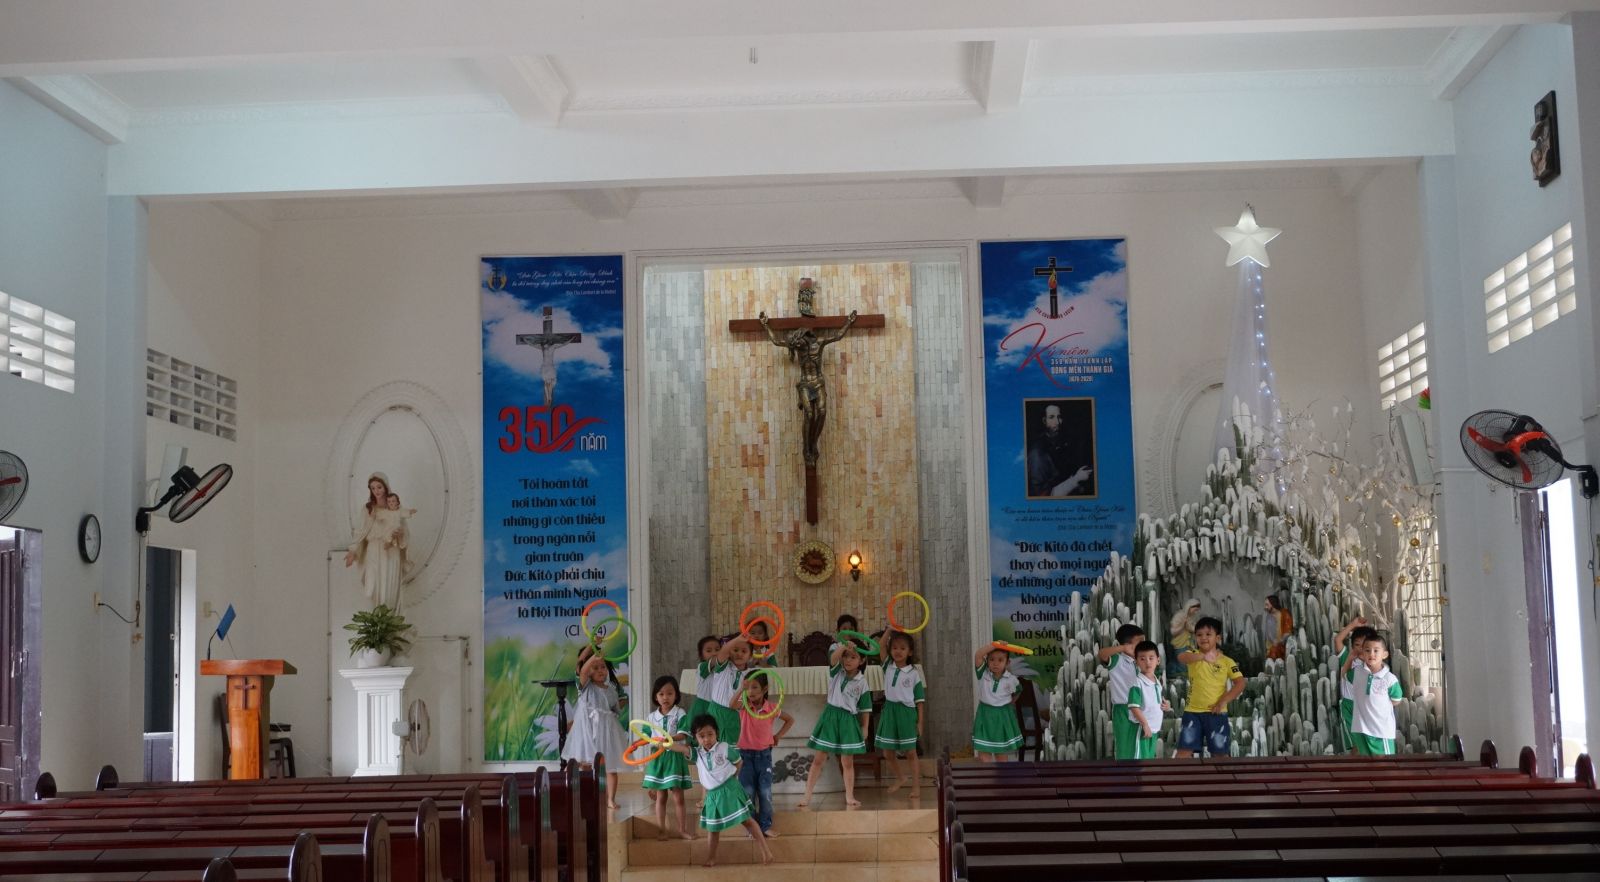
1033 256 1074 318
729 289 887 526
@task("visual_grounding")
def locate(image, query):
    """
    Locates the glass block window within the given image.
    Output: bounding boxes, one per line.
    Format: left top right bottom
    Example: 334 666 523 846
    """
1485 223 1578 353
1379 322 1427 410
1 290 76 394
146 349 238 441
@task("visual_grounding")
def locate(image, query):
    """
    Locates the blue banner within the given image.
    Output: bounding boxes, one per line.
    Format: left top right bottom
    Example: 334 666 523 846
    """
981 239 1135 688
480 255 627 762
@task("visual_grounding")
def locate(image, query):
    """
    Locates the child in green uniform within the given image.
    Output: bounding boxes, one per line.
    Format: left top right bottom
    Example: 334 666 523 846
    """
1125 640 1172 759
1098 624 1146 759
877 629 926 796
747 620 780 667
640 675 694 841
667 715 772 867
800 640 874 808
1347 634 1404 755
682 635 722 735
972 644 1022 761
1334 618 1376 754
703 634 756 747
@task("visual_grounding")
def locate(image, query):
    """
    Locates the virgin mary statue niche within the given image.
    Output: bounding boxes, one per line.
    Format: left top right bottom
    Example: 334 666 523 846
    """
345 471 417 612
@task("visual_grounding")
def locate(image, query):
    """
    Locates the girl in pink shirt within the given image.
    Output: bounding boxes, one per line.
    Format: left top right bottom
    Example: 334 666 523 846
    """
727 671 793 836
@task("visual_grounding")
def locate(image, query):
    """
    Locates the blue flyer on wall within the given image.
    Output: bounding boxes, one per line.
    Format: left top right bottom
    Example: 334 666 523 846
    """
480 254 627 761
980 239 1134 689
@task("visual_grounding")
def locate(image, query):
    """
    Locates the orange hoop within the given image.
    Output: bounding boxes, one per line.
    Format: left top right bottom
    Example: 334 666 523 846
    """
622 739 666 766
580 598 621 642
991 640 1033 656
740 601 785 636
886 591 930 635
743 616 782 647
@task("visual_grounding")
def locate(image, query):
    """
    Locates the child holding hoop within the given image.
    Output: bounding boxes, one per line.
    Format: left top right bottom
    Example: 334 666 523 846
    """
702 634 756 746
562 653 625 808
729 671 793 838
641 675 694 840
666 715 773 867
800 639 874 808
878 628 926 796
973 643 1023 761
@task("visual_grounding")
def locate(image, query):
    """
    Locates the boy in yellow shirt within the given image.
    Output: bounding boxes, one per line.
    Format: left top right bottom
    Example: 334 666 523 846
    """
1174 617 1245 758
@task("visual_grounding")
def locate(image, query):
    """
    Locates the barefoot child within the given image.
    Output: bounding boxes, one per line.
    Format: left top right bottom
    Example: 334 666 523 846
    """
561 653 624 808
1098 623 1146 760
877 629 926 796
800 640 873 807
641 675 694 840
972 644 1022 761
1126 640 1172 759
667 715 773 867
730 671 793 838
703 634 756 747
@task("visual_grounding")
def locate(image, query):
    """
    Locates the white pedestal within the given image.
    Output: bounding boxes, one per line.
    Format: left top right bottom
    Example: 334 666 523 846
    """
340 665 414 777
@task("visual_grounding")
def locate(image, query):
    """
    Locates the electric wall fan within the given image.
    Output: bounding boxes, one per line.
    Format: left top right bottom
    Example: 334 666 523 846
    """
1459 410 1598 498
136 463 234 534
392 699 433 772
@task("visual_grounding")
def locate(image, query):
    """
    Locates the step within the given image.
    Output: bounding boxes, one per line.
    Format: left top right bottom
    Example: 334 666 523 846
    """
629 830 936 866
628 808 935 840
621 861 938 882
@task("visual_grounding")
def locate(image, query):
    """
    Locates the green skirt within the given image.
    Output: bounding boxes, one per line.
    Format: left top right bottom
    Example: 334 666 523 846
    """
875 701 920 750
705 702 741 746
699 778 753 831
681 696 712 733
972 703 1021 754
641 746 692 791
807 704 867 754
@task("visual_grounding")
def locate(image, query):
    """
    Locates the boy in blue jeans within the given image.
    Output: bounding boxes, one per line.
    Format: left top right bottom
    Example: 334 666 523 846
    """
1174 617 1245 758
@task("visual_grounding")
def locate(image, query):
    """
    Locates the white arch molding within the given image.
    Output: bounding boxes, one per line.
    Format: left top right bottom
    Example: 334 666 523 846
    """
1143 358 1226 515
324 380 476 609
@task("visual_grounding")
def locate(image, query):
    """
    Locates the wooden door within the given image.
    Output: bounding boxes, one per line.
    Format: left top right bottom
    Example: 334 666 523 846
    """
0 540 23 801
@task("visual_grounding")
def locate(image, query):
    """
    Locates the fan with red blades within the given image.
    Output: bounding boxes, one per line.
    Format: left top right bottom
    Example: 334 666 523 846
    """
0 450 28 523
1460 410 1599 498
136 463 234 534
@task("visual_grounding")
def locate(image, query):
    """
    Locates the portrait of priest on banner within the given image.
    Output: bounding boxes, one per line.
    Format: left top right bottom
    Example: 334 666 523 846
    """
1024 397 1097 499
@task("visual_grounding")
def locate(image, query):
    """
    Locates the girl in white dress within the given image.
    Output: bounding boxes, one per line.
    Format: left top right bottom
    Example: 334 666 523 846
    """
562 654 626 808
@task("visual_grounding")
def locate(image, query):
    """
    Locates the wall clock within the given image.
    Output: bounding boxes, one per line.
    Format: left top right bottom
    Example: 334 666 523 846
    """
79 513 102 563
0 451 28 523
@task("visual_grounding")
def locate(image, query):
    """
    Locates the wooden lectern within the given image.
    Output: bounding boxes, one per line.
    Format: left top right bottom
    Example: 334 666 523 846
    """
200 659 296 780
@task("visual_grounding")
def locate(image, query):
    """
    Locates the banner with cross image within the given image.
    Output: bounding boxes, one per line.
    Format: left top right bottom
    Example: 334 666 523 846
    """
979 239 1136 689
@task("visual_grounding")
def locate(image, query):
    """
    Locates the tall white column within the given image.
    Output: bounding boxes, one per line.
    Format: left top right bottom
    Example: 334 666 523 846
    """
339 666 414 776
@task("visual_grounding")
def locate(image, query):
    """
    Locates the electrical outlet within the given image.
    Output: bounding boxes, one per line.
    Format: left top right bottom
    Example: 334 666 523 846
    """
92 592 100 613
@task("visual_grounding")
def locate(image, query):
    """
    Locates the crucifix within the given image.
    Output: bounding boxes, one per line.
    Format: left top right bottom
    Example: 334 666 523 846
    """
515 306 582 408
1033 256 1074 318
729 277 887 525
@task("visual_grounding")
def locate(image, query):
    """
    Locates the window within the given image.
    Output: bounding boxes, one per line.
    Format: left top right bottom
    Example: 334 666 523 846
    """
1 290 76 394
1485 223 1578 353
1396 515 1444 696
146 349 238 441
1379 323 1427 410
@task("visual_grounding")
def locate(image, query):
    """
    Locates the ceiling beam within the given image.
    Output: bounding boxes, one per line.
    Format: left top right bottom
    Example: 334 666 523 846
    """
959 176 1008 208
474 56 569 126
7 74 129 143
969 40 1032 112
0 0 1590 75
567 188 637 221
1425 25 1515 100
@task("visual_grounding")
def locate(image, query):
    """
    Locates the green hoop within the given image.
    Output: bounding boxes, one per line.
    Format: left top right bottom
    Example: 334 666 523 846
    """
835 629 881 657
588 615 639 663
739 669 786 720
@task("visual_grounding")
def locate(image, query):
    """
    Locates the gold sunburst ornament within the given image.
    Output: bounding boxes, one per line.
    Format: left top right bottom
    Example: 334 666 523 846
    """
793 540 836 584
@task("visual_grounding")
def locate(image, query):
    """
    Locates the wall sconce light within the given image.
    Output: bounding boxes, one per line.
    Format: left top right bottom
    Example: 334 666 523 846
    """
847 550 862 581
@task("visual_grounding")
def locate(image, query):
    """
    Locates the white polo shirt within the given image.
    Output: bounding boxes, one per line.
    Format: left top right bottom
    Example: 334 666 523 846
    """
976 666 1019 707
689 741 741 790
1105 651 1139 705
883 661 926 708
1127 672 1164 733
1348 663 1404 739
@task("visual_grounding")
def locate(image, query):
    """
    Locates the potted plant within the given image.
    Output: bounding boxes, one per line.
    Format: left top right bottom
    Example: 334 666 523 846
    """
345 604 413 668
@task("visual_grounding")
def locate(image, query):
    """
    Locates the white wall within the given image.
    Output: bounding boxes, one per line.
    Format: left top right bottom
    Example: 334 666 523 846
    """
143 202 264 780
243 176 1378 771
0 81 146 789
1423 22 1597 761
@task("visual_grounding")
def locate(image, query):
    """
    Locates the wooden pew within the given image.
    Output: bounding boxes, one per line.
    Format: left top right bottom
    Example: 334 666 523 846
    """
0 829 324 881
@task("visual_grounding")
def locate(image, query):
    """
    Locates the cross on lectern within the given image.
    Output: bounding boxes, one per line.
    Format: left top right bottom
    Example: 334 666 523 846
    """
516 307 582 408
1033 256 1074 318
729 278 888 525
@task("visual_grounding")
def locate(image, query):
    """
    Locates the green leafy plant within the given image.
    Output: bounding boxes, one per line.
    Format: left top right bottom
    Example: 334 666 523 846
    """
345 604 414 657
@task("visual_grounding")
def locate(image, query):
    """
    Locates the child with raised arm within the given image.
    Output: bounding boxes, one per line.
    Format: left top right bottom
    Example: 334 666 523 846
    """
972 644 1022 761
1334 619 1378 754
641 675 694 840
561 654 625 808
666 715 772 867
730 671 792 838
800 640 873 808
1125 640 1172 759
1099 623 1146 759
877 628 926 796
682 635 722 734
702 633 755 747
1174 617 1244 758
1347 633 1405 755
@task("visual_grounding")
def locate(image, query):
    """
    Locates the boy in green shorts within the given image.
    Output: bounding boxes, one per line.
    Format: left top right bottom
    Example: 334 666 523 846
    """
1125 640 1171 759
1347 634 1404 755
1175 617 1245 758
1333 618 1377 754
1098 623 1146 759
